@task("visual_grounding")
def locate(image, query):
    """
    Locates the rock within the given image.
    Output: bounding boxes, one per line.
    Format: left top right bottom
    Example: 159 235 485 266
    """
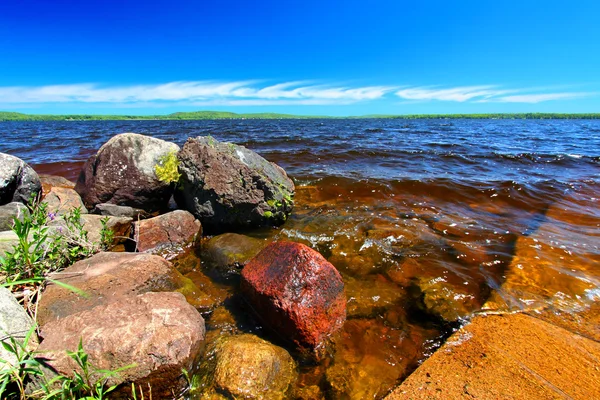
0 202 29 231
81 214 132 246
132 210 201 255
39 174 75 198
37 252 208 325
203 233 269 278
74 133 180 212
386 313 600 400
484 199 600 313
42 186 87 215
241 241 346 351
416 276 481 322
326 319 425 400
175 136 294 232
197 334 296 400
345 274 406 318
91 203 149 219
0 287 38 372
37 292 205 399
0 153 41 205
0 230 19 258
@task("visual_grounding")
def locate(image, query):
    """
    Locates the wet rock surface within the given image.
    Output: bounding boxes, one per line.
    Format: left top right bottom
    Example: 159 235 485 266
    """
132 209 201 255
386 313 600 400
203 233 270 278
241 241 346 351
37 252 206 325
0 153 41 205
38 292 206 399
75 133 180 212
176 136 294 232
0 202 29 231
196 334 297 400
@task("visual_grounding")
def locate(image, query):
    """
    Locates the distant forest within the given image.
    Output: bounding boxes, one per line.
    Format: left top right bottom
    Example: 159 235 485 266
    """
1 111 600 121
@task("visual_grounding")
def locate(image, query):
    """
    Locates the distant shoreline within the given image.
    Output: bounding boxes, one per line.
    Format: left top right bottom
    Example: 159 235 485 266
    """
1 111 600 121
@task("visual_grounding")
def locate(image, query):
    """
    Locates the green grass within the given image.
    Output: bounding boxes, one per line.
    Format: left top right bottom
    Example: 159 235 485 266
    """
2 111 600 121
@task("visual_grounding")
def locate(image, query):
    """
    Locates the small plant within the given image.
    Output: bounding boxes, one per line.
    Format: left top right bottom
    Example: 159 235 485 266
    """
99 217 114 251
154 151 181 184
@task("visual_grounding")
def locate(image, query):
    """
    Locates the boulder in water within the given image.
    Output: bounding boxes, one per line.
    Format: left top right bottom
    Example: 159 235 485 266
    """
176 136 294 232
75 133 180 213
241 241 346 351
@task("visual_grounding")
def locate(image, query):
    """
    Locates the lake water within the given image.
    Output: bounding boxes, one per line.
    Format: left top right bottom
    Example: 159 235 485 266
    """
1 119 599 398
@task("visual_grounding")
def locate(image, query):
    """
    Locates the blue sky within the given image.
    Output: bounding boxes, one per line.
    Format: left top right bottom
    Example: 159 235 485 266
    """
1 0 599 115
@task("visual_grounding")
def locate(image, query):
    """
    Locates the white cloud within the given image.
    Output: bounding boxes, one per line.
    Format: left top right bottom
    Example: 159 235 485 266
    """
495 92 593 103
395 85 595 104
0 81 395 106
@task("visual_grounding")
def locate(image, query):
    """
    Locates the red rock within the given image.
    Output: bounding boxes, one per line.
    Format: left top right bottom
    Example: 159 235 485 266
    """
241 241 346 350
38 292 205 399
132 210 201 254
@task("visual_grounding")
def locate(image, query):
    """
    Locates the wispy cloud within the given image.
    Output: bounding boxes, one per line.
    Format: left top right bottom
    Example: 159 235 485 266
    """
395 85 595 104
0 81 395 106
0 81 594 107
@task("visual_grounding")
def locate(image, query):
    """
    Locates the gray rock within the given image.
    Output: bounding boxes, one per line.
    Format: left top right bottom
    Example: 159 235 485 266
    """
203 233 269 278
74 133 180 213
0 153 42 205
176 137 295 232
0 230 19 259
0 287 38 372
0 202 29 231
92 203 149 219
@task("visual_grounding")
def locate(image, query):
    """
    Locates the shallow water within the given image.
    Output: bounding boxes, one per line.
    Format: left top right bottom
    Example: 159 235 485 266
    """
1 119 599 398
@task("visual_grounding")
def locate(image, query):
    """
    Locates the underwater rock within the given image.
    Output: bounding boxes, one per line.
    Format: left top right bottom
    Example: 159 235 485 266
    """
0 153 41 205
75 133 180 213
241 241 346 351
197 334 296 400
416 276 480 322
203 233 269 278
175 136 294 232
38 292 205 399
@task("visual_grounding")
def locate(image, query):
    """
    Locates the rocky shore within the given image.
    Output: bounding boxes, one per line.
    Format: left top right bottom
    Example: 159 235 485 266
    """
1 132 599 399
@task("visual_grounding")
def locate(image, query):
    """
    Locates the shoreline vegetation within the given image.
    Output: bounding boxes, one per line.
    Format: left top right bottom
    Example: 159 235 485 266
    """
1 111 600 121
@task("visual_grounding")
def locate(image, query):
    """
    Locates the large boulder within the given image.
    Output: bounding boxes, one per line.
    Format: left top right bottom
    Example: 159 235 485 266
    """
37 292 205 398
0 202 29 231
0 287 38 372
75 133 180 213
176 136 295 232
37 252 208 325
0 153 41 205
132 210 201 255
241 241 346 351
197 334 297 400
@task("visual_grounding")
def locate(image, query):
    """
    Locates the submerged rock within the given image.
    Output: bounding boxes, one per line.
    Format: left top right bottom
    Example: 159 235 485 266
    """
197 334 297 400
176 136 294 232
38 292 205 399
0 202 29 231
203 233 270 278
241 241 346 351
0 153 41 205
75 133 180 213
416 276 480 322
37 252 209 325
132 210 201 256
0 287 38 372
